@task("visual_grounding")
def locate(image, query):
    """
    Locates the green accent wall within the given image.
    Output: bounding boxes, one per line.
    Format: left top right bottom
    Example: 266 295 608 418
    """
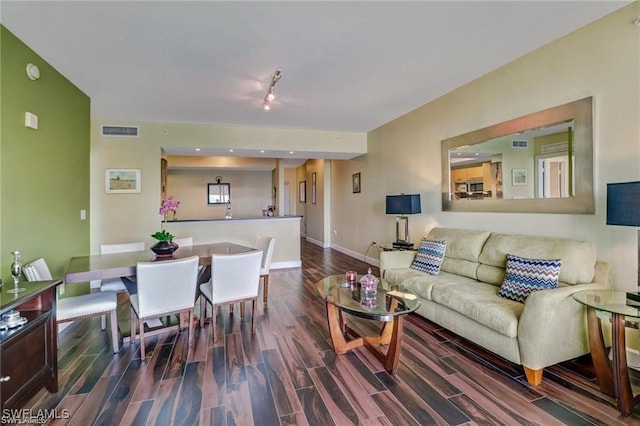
0 25 90 295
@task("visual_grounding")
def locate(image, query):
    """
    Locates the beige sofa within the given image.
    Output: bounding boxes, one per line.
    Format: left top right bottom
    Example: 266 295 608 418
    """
380 227 611 386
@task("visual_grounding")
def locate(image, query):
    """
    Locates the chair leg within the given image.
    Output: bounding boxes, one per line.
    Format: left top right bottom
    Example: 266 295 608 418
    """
199 295 207 327
110 309 119 353
187 308 194 350
240 302 245 319
139 317 146 360
212 304 218 343
263 275 269 304
130 307 136 346
252 299 257 335
101 314 107 330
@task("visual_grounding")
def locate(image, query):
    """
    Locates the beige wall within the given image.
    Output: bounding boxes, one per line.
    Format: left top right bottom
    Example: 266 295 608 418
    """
330 3 640 290
90 121 365 252
167 169 272 219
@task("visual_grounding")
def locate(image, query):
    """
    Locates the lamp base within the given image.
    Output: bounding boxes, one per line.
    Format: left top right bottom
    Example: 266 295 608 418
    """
392 241 414 250
626 292 640 305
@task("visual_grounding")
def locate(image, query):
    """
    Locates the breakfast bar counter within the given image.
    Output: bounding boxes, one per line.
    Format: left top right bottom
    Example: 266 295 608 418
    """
164 215 302 270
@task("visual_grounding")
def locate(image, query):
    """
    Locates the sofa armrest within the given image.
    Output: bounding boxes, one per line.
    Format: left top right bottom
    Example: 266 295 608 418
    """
518 279 609 370
379 251 417 279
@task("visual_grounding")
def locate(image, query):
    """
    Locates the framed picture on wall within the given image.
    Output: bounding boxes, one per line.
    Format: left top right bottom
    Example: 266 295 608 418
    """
105 169 141 193
312 172 317 204
352 172 361 193
512 169 528 186
299 180 306 203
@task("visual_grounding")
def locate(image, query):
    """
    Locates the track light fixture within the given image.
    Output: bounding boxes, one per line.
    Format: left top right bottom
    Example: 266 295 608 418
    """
263 69 282 110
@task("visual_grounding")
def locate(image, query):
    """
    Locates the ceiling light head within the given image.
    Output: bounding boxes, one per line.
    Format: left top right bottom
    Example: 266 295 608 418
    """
262 69 282 110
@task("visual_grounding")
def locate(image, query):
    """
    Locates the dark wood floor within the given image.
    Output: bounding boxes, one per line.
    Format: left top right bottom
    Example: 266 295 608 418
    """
21 239 640 425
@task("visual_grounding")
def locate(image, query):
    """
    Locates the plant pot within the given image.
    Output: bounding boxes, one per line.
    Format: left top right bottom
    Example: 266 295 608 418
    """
151 240 179 257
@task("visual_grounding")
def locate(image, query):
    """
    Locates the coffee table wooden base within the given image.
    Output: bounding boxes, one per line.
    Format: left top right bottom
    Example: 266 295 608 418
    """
325 300 403 375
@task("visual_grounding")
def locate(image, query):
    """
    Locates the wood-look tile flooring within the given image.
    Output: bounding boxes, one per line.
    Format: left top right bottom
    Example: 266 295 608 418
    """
23 239 640 425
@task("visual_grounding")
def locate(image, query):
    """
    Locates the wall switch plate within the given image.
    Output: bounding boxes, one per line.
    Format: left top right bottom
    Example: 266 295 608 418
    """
80 209 86 220
25 112 38 129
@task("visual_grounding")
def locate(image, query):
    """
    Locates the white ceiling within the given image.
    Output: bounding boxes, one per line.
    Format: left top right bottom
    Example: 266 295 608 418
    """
1 1 631 140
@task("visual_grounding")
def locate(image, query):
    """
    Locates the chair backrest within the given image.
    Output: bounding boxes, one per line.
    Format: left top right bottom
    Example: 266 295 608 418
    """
136 256 199 317
172 237 193 247
23 258 53 281
254 236 276 271
100 241 145 254
209 251 263 301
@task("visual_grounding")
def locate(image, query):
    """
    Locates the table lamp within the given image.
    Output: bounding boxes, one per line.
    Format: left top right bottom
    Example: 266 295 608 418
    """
606 181 640 301
386 194 421 249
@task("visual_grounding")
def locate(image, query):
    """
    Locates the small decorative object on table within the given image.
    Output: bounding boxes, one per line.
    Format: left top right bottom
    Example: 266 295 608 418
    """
151 196 181 257
359 268 379 307
345 270 357 287
8 251 25 294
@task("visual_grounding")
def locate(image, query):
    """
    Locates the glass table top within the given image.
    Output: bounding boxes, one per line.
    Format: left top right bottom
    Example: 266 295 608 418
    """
316 275 421 321
573 290 640 318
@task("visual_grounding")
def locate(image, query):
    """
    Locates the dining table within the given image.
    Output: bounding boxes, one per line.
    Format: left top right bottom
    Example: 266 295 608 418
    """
64 241 257 336
64 241 256 285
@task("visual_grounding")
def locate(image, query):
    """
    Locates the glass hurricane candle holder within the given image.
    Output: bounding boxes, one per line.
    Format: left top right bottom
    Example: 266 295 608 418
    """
8 251 25 294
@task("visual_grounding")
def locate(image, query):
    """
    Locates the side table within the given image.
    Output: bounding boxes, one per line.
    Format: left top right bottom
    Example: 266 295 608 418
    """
573 290 640 416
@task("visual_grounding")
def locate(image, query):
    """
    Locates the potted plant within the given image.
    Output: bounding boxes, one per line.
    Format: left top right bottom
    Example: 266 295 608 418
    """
151 196 180 256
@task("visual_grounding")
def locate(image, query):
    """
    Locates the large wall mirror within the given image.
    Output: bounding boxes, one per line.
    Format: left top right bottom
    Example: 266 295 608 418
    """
441 97 593 214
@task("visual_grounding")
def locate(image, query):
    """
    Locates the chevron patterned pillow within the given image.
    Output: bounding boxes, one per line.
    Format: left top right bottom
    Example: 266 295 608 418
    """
410 239 447 275
497 254 562 303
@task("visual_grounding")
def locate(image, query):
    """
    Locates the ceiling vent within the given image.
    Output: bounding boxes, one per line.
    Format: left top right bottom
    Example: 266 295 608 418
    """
511 140 528 148
101 125 139 137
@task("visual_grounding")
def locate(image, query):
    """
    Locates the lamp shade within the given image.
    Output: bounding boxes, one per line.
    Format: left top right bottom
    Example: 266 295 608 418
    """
606 181 640 226
386 194 421 215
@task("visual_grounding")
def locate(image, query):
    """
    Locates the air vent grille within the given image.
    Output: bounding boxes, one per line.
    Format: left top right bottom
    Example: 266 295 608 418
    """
101 125 139 137
511 140 528 148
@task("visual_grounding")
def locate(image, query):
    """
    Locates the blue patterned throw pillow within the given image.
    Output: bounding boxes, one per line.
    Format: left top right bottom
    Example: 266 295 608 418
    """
497 254 562 303
410 239 447 275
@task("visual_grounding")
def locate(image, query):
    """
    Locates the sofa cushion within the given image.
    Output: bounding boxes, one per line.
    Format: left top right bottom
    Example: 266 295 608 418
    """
401 271 476 301
478 233 596 285
431 281 524 338
410 239 446 275
383 268 432 289
426 228 491 279
496 254 562 303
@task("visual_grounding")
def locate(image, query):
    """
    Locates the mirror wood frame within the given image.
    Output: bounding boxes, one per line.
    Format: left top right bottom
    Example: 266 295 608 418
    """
441 97 594 214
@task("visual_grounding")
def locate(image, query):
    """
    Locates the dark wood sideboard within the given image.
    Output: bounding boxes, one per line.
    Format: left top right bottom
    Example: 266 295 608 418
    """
0 279 61 409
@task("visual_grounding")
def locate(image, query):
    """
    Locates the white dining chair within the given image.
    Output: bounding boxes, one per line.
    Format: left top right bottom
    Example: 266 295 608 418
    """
98 241 145 293
199 250 262 343
23 258 119 353
129 255 199 360
254 236 276 304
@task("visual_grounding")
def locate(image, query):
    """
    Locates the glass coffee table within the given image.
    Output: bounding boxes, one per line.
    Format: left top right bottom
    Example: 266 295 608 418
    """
316 275 421 374
573 290 640 416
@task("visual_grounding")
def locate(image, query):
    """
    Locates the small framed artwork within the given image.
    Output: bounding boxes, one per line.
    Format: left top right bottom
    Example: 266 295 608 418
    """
105 169 141 193
352 172 361 193
512 169 528 186
311 172 317 204
299 180 307 203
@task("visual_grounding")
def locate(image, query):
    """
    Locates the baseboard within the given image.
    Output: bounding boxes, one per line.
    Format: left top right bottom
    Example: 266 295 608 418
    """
306 236 330 248
330 243 380 268
271 260 301 270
